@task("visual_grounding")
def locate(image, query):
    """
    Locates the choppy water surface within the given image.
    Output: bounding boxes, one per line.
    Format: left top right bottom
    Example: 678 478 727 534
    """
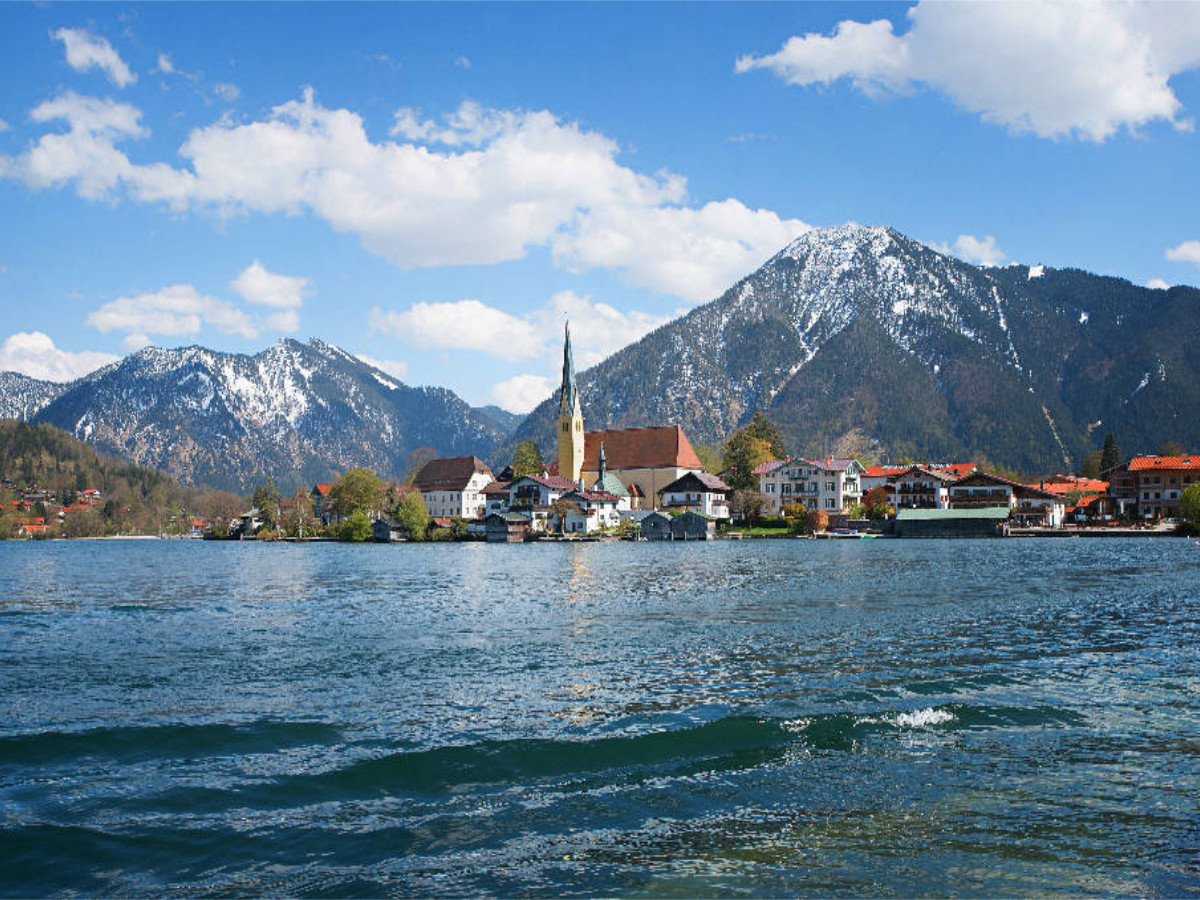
2 538 1199 897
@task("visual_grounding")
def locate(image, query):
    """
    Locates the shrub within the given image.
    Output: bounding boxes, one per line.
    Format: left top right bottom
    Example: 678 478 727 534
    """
339 510 373 542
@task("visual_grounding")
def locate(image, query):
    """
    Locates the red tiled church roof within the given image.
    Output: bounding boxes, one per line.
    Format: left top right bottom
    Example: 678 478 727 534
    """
582 426 702 471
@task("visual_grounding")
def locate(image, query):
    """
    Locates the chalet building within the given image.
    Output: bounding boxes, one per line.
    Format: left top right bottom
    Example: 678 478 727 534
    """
1124 454 1200 518
482 481 513 515
755 457 865 515
506 474 579 510
886 466 957 510
948 472 1065 527
658 471 731 519
412 456 494 519
862 463 976 497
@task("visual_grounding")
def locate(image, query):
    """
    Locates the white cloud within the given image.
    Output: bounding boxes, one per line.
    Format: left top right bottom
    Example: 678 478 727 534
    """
231 260 311 309
0 91 800 301
735 2 1200 141
371 290 681 369
52 27 136 88
454 56 472 69
552 198 809 303
211 83 240 103
1166 240 1200 267
86 284 259 340
940 233 1007 267
354 354 409 382
1147 278 1171 290
370 299 543 362
0 331 119 382
155 53 176 75
0 119 8 133
490 374 552 414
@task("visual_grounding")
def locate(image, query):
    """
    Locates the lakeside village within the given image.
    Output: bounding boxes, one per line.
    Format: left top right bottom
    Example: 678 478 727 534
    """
4 326 1200 542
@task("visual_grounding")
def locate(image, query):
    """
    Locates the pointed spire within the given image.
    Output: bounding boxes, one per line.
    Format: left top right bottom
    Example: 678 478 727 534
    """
598 442 607 483
560 321 578 414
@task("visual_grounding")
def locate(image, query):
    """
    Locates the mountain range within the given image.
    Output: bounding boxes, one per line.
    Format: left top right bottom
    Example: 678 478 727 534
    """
0 339 506 491
510 224 1200 472
4 224 1198 488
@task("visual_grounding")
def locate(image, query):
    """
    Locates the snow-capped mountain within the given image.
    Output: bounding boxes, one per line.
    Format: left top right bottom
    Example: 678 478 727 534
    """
0 372 69 421
511 224 1200 472
4 339 507 491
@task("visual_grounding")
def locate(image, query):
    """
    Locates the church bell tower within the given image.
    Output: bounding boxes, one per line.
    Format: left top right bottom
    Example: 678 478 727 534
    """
557 322 585 484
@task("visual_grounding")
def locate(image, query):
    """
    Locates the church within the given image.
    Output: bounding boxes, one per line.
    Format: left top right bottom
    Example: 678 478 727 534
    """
555 323 705 505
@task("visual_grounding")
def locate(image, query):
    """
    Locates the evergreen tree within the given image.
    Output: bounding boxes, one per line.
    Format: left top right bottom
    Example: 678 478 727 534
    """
1100 433 1121 472
252 476 282 527
744 412 788 458
722 432 773 492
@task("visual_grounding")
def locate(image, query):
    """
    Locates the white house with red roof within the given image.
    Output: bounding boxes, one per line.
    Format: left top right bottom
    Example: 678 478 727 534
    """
559 488 622 533
412 456 495 519
948 471 1065 527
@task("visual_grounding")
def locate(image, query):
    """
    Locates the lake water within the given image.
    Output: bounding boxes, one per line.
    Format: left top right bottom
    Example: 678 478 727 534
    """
2 538 1199 897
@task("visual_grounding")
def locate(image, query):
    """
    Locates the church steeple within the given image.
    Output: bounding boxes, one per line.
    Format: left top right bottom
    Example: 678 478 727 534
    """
557 322 585 484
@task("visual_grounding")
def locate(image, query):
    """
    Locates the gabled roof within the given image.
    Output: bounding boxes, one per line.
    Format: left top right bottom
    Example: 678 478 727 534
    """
863 465 909 479
312 483 332 496
565 489 621 504
1128 455 1200 471
659 471 732 495
413 456 493 491
482 481 512 495
935 462 978 479
753 459 787 476
509 473 579 491
886 465 957 483
583 426 703 471
952 471 1061 500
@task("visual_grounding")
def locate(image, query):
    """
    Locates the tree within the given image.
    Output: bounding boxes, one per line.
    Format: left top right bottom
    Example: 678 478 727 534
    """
330 468 383 518
396 490 429 542
862 486 890 518
1100 433 1121 472
1181 483 1200 526
809 510 829 533
551 497 576 534
405 447 439 482
511 441 546 478
284 485 316 537
1159 441 1187 457
729 489 771 521
693 443 723 474
252 476 282 527
723 433 774 492
1079 449 1103 480
744 412 787 458
339 509 373 542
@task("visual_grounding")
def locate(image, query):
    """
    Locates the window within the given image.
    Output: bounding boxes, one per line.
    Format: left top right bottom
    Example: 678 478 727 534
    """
826 498 835 508
826 481 835 492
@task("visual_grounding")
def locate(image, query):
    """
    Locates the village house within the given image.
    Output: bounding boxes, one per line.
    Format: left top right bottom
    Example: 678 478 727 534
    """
484 511 532 543
658 471 731 519
755 457 865 515
948 472 1065 527
1123 454 1200 518
558 489 622 533
638 511 673 541
482 480 513 515
311 483 335 524
412 456 495 519
885 465 957 510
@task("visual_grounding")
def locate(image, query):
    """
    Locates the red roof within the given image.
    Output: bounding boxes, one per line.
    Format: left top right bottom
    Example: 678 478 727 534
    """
583 426 702 471
312 483 333 496
1128 455 1200 471
935 462 978 479
413 456 493 492
863 465 908 479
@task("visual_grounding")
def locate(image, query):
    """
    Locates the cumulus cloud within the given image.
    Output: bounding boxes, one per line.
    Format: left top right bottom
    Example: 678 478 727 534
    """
0 90 800 300
86 284 259 341
370 299 543 362
552 198 809 303
371 290 681 370
52 27 136 88
490 374 553 414
1146 277 1171 290
0 331 119 382
354 354 409 382
211 83 240 103
1166 240 1200 267
736 2 1200 141
937 233 1008 267
231 261 311 309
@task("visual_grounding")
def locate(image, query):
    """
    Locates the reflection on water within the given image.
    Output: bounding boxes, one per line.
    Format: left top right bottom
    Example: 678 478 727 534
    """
1 538 1199 897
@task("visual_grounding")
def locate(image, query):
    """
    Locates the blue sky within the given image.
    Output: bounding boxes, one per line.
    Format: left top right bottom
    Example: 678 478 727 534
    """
2 2 1199 412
